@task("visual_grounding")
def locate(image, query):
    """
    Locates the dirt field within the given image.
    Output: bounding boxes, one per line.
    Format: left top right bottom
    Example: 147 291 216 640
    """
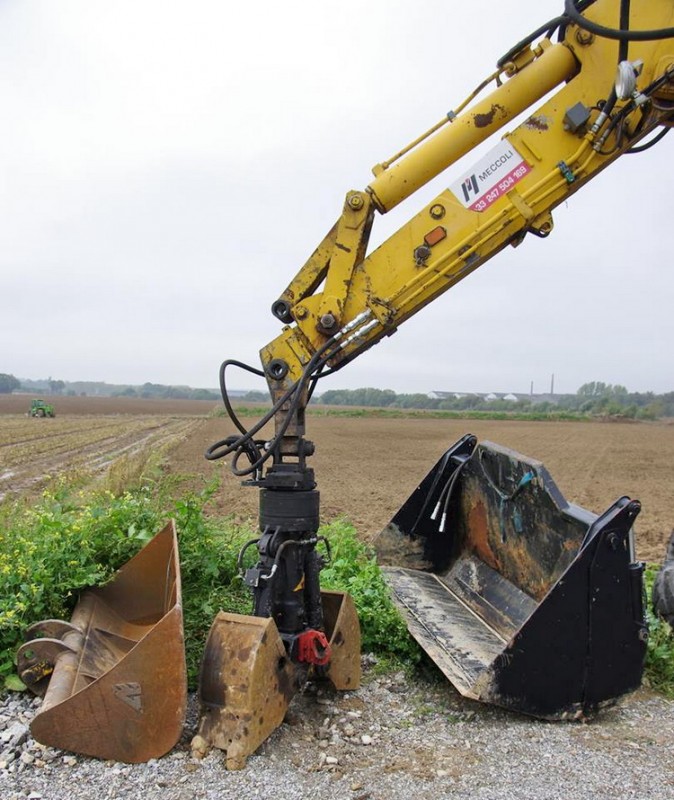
1 395 672 562
0 393 217 416
176 411 674 563
0 394 214 501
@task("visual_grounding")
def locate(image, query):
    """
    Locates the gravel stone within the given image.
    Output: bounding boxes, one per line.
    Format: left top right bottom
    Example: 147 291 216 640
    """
1 665 674 799
2 721 29 748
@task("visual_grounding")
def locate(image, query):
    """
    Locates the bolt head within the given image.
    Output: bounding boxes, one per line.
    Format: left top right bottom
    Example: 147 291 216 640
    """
320 313 336 329
430 204 445 220
413 245 432 266
348 194 364 210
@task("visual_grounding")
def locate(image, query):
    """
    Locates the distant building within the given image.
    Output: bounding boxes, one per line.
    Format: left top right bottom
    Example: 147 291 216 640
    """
427 391 472 400
429 390 572 406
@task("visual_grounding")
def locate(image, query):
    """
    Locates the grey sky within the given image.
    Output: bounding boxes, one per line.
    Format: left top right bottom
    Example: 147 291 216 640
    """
1 0 672 396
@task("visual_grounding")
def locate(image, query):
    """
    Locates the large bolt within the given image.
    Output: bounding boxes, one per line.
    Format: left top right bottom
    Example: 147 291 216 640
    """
320 313 336 329
413 244 432 266
575 29 594 46
348 194 364 210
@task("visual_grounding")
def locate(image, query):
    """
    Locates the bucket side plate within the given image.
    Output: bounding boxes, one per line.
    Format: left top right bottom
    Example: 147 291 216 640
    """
194 612 302 770
321 590 361 691
18 522 187 763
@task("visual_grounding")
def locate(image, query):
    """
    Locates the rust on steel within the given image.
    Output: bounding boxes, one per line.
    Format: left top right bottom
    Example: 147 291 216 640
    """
192 613 301 770
17 521 187 763
472 103 506 128
192 590 360 769
320 590 361 691
374 435 647 720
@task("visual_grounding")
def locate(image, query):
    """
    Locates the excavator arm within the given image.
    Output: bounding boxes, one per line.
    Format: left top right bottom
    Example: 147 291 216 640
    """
205 0 674 506
199 0 674 763
21 0 674 771
264 2 674 405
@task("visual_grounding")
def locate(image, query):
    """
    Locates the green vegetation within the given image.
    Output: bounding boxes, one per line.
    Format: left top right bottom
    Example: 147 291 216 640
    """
226 404 588 422
10 376 673 418
318 519 420 663
114 382 220 401
312 382 674 420
644 565 674 699
0 466 671 698
0 476 416 690
0 373 21 394
16 377 222 401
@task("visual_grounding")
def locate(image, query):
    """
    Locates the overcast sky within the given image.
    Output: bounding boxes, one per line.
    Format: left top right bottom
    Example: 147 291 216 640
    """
2 0 672 396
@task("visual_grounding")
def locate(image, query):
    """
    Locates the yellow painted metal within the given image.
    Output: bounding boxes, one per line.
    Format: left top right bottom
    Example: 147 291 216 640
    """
367 41 578 213
259 0 674 387
371 68 504 177
315 192 374 329
275 222 339 313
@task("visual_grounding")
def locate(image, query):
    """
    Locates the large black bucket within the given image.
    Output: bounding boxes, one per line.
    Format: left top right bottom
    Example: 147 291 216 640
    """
375 434 647 719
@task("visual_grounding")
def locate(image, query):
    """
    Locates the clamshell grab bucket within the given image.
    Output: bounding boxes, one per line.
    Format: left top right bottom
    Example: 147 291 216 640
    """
17 522 187 763
375 435 647 719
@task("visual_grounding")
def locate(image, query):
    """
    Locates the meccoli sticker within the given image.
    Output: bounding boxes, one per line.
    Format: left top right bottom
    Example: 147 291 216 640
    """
450 139 530 212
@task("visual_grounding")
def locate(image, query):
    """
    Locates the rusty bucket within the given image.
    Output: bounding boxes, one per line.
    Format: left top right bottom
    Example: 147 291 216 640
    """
17 521 187 763
192 589 360 769
375 435 647 720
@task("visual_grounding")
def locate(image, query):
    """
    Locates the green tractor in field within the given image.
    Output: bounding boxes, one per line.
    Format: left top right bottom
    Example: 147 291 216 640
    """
29 398 55 418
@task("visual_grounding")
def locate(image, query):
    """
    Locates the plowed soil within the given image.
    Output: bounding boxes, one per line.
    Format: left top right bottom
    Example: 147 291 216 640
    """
0 394 217 416
1 395 672 562
0 394 213 501
176 412 674 563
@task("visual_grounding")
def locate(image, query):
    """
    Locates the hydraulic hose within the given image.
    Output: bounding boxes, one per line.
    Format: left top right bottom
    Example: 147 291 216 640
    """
207 313 377 476
564 0 674 41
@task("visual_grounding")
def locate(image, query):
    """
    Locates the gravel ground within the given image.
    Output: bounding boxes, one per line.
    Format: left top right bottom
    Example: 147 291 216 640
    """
2 661 673 800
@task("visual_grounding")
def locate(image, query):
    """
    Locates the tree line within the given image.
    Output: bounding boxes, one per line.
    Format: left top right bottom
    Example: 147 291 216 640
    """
3 372 672 418
113 383 219 401
0 374 220 401
312 382 674 419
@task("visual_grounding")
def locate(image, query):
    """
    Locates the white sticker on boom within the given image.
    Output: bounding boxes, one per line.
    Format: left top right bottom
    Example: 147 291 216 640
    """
450 139 530 212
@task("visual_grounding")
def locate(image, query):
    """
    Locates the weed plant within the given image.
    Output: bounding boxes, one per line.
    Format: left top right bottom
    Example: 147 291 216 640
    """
318 519 420 664
1 472 671 697
0 484 161 685
0 478 415 691
222 406 588 423
644 564 674 698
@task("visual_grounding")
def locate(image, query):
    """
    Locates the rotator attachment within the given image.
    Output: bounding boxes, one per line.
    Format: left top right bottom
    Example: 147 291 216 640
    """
17 522 187 763
375 435 647 720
